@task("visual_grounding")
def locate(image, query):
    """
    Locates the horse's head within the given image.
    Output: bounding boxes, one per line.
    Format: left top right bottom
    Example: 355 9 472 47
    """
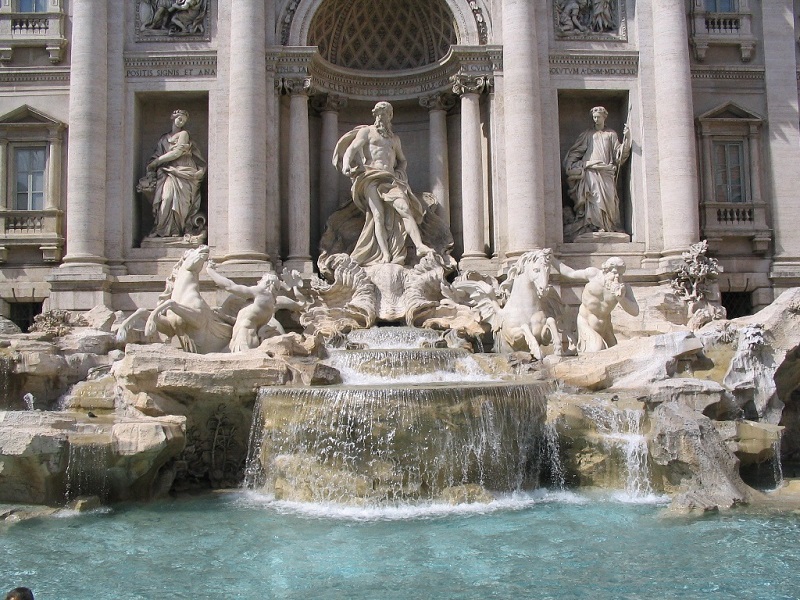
521 249 552 297
183 245 210 272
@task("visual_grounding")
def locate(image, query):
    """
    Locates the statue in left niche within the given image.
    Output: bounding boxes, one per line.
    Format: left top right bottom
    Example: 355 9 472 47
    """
140 0 207 35
137 109 207 242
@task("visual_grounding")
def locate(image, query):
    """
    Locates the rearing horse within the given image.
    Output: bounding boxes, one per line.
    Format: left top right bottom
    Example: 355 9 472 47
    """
477 249 564 359
117 245 232 353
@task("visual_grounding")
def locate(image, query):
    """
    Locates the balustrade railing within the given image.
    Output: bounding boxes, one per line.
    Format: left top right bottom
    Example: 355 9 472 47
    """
0 11 65 63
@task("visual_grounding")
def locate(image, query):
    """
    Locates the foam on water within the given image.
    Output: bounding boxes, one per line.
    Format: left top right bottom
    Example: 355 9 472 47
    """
233 488 589 521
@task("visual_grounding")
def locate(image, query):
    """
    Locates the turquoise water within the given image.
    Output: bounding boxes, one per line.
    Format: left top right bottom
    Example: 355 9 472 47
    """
2 491 799 600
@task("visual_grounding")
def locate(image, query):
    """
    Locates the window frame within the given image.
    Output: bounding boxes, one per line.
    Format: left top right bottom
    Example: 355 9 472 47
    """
704 0 739 12
17 0 49 13
712 139 747 204
11 144 47 211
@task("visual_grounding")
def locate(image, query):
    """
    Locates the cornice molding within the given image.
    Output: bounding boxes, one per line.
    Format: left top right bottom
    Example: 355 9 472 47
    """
691 65 765 81
294 45 501 101
0 67 69 84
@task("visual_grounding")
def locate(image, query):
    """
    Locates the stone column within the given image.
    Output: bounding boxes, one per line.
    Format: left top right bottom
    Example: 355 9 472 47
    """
284 77 313 275
420 92 455 223
763 0 800 287
313 94 347 230
226 0 269 265
62 0 107 265
651 0 700 256
0 139 7 210
265 59 281 263
453 75 488 263
502 0 546 255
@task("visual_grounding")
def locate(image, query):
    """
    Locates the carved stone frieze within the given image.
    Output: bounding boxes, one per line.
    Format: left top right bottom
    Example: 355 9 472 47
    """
135 0 211 42
553 0 627 42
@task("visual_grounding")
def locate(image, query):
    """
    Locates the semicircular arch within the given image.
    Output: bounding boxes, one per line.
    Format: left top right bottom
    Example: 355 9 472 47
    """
282 0 488 49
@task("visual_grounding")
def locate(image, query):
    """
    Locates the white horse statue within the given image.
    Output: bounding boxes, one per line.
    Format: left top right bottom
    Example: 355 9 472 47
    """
461 249 565 359
116 245 232 353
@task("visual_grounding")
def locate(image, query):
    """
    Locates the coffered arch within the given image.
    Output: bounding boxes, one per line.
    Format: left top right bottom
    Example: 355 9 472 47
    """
280 0 490 50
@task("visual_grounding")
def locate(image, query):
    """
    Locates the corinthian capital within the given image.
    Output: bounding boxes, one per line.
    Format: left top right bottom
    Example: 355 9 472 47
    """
311 93 348 113
451 73 491 96
280 76 314 96
419 92 457 112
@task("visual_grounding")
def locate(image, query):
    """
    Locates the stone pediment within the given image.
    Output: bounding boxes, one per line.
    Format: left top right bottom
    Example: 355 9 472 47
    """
0 104 64 128
698 101 763 123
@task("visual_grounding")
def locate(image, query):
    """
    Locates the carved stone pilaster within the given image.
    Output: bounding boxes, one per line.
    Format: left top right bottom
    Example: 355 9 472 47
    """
419 92 457 112
311 93 348 114
451 74 491 96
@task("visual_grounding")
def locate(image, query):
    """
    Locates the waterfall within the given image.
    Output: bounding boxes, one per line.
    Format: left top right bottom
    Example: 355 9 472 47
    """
245 382 551 504
325 348 498 384
344 327 445 349
583 403 654 499
65 440 110 502
542 422 565 490
772 440 784 490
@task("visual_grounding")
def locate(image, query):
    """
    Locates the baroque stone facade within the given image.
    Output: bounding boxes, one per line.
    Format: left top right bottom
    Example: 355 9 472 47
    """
0 0 799 321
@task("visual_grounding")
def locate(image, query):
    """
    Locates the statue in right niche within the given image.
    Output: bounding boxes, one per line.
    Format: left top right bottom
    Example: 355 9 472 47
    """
563 106 631 240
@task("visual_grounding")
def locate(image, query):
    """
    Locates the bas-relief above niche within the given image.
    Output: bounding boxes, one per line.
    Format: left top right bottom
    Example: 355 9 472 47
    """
135 0 211 42
554 0 627 42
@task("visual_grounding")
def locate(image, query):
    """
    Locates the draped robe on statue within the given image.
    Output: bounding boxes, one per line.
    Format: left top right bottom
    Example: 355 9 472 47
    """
334 126 426 267
149 130 206 238
564 127 628 234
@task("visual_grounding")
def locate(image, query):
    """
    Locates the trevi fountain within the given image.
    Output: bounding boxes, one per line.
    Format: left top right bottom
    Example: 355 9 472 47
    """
0 100 799 598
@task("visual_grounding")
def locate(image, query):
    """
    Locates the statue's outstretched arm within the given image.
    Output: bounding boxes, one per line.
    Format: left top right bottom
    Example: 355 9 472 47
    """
206 261 254 299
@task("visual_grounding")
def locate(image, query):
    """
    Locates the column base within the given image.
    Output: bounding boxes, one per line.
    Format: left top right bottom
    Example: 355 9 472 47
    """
47 263 112 311
458 255 497 274
283 257 315 277
770 257 800 292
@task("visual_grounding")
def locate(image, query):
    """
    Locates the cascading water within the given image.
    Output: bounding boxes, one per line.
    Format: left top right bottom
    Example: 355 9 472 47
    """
772 440 784 489
325 348 498 384
582 402 654 500
64 437 111 502
244 327 552 505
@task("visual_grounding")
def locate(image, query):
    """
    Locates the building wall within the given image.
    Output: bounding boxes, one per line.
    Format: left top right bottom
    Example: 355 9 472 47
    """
0 0 796 317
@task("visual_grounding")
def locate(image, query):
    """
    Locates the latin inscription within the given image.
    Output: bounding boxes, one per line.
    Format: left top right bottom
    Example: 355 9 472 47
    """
125 67 217 78
549 66 637 77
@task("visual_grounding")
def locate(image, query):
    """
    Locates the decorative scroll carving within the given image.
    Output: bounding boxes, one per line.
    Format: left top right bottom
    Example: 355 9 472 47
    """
419 92 457 112
451 73 491 96
279 76 314 96
311 94 348 114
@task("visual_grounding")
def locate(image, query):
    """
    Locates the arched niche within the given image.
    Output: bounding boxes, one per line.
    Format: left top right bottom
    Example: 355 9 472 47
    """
280 0 490 49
